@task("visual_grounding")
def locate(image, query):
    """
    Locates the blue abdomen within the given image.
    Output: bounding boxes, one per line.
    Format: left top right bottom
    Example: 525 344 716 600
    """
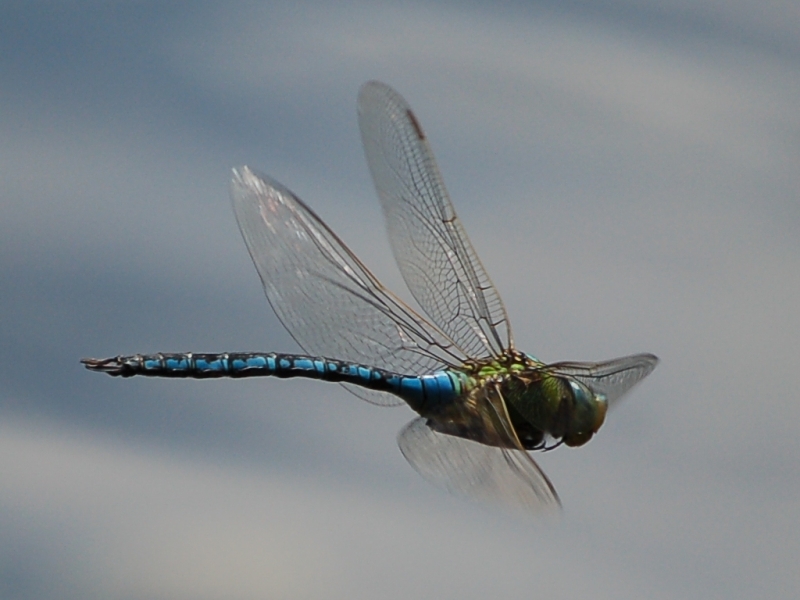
81 352 466 411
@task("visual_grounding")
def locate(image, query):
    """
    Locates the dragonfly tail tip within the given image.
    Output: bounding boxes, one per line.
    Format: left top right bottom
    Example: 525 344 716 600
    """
81 357 126 376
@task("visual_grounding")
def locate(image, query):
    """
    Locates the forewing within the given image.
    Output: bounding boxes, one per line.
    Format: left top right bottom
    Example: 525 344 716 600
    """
396 384 560 513
358 81 511 360
230 167 466 404
549 353 659 407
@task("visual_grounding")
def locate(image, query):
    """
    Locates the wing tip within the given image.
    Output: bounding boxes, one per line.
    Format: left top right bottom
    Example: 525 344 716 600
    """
230 165 253 187
230 165 283 205
637 352 659 376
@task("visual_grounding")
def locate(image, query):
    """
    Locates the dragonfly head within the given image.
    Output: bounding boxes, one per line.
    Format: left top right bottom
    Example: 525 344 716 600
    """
562 380 608 447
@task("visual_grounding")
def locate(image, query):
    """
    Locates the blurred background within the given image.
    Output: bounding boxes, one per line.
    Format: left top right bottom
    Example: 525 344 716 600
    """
1 1 798 598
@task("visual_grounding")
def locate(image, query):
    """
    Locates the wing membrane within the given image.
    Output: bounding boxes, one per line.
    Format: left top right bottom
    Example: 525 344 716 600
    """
397 384 560 513
549 353 659 407
358 81 511 360
230 167 468 404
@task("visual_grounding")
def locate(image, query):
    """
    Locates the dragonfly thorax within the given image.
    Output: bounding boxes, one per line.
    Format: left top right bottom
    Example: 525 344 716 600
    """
462 349 538 379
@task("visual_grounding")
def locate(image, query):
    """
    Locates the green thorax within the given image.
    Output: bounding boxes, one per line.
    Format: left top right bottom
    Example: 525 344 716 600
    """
462 350 607 449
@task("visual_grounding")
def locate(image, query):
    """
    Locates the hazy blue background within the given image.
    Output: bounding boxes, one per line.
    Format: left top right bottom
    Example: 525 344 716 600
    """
2 2 798 598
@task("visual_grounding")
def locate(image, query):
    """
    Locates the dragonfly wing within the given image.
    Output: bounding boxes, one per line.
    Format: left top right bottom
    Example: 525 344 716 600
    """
397 384 560 513
358 81 511 360
549 353 659 407
230 167 467 405
398 418 560 514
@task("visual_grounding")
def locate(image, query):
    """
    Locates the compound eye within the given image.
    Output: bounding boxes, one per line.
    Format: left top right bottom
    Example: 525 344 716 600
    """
568 379 588 403
566 379 608 439
564 430 594 447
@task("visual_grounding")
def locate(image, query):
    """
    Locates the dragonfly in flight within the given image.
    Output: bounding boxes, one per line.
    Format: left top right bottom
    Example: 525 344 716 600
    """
83 81 657 512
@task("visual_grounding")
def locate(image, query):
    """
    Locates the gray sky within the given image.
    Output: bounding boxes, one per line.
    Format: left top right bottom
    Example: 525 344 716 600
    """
2 1 799 598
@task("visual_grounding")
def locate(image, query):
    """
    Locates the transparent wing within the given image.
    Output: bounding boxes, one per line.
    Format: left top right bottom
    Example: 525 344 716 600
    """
397 385 560 513
358 81 511 360
549 353 659 407
230 167 468 405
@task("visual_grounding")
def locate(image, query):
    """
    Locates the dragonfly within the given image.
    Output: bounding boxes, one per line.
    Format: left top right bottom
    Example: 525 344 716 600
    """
83 81 658 512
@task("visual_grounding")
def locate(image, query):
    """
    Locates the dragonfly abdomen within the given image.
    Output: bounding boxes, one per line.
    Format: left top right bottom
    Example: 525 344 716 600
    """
81 352 466 409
